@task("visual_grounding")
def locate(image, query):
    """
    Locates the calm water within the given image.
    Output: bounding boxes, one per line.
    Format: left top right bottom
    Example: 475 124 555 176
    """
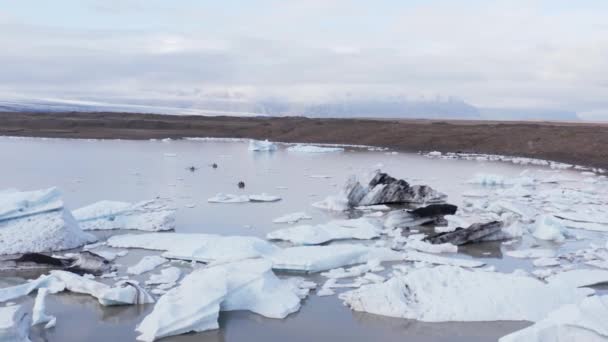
0 137 594 342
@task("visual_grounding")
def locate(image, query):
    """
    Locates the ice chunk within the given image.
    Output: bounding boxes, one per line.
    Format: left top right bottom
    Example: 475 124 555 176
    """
0 305 31 342
546 269 608 288
311 196 349 211
533 215 566 242
287 145 344 153
267 218 380 245
506 249 556 259
146 267 182 286
340 266 592 322
108 233 279 263
500 295 608 342
0 188 96 255
406 240 457 254
404 251 484 268
136 259 302 341
31 288 56 329
248 194 281 202
272 212 312 224
73 199 176 232
269 245 403 273
248 139 277 151
533 257 561 267
127 256 168 275
207 193 250 203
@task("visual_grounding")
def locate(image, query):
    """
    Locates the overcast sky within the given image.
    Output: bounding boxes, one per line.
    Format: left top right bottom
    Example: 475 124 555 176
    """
1 0 607 119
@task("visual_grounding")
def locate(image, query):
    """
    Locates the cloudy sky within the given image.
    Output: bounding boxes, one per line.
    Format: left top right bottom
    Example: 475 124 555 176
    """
1 0 607 119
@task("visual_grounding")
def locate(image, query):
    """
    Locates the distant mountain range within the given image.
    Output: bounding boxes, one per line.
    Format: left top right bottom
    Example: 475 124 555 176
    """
0 96 580 121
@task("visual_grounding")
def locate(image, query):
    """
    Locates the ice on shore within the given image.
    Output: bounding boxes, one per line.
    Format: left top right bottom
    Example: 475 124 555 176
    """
0 304 31 342
272 212 312 224
500 295 608 342
73 199 176 232
0 270 154 306
0 188 96 255
136 259 305 341
127 256 168 275
267 218 380 245
340 265 593 322
32 288 56 329
269 245 403 273
287 145 344 153
208 193 281 203
108 233 279 263
248 139 277 152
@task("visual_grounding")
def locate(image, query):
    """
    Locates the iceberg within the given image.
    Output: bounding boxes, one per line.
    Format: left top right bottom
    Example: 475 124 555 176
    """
533 215 567 242
146 267 182 286
546 269 608 288
248 139 277 152
269 244 403 273
340 266 593 322
136 259 304 341
272 212 312 224
73 199 176 232
287 145 344 153
0 271 154 306
267 218 380 245
127 256 168 275
107 233 279 263
0 188 96 255
31 288 56 329
499 295 608 342
248 194 281 202
404 250 484 267
311 196 349 211
0 305 30 342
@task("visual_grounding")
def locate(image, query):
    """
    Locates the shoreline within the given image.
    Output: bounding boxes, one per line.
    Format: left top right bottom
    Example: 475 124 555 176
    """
1 111 608 169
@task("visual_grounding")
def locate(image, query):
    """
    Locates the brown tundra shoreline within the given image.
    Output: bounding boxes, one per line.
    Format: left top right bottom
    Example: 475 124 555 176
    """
1 111 607 169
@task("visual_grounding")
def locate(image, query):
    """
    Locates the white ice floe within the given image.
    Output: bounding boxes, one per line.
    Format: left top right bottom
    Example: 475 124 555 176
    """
248 139 277 152
287 145 344 153
506 249 556 259
269 245 403 273
533 215 567 242
108 233 279 263
272 212 312 224
73 199 176 232
321 260 384 280
136 259 305 341
533 258 561 267
546 269 608 288
146 267 182 286
267 218 380 245
0 188 96 255
500 295 608 342
340 266 593 322
405 239 458 254
89 249 128 261
0 305 30 342
404 251 485 268
208 193 281 203
0 271 154 306
127 256 168 275
31 288 56 329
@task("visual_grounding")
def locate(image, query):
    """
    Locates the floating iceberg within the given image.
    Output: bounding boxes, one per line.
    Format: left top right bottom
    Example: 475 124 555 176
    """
0 305 30 342
108 233 279 263
146 267 182 286
267 218 380 245
73 199 176 232
208 193 281 203
340 266 592 322
0 270 154 306
272 212 312 224
32 288 56 329
287 145 344 153
127 256 168 275
533 215 567 242
499 295 608 342
311 196 349 211
269 244 403 273
546 269 608 288
248 139 277 152
404 250 484 267
136 259 305 341
0 188 96 255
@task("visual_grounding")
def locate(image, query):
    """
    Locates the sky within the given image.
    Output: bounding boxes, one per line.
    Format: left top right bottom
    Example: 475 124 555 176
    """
0 0 607 119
